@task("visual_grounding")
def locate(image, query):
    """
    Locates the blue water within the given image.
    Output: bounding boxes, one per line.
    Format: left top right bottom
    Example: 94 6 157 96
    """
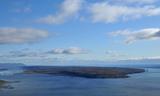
0 68 160 96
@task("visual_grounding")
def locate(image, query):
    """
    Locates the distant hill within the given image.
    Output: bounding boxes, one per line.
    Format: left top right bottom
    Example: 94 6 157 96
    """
0 63 25 69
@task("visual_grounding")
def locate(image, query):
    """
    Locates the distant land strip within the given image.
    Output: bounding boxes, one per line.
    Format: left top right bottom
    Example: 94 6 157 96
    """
24 66 145 78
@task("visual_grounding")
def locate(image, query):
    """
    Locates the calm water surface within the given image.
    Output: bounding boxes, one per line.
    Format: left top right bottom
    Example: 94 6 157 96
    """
0 68 160 96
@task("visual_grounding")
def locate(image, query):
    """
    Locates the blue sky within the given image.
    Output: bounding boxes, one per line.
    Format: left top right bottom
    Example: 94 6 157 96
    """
0 0 160 65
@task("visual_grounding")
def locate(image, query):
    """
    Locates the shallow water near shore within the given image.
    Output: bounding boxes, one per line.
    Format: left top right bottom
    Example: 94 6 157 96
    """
0 68 160 96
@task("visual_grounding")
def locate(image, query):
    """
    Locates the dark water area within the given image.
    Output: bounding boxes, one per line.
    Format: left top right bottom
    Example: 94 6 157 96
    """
0 68 160 96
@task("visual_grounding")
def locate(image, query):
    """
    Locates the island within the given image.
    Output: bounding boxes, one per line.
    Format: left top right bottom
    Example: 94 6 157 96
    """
24 66 145 78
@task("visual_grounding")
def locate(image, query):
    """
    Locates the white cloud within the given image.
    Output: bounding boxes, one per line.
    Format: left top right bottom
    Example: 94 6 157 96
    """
89 1 160 23
37 0 83 24
111 28 160 43
0 27 48 44
49 47 87 54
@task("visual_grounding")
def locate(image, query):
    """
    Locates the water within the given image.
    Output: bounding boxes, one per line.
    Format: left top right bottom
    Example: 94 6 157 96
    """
0 68 160 96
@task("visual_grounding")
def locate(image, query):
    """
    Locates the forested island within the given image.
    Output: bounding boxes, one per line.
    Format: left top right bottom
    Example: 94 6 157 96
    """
24 66 145 78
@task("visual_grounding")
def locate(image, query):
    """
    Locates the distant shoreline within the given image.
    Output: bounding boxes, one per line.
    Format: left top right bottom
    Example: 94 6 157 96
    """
24 66 145 78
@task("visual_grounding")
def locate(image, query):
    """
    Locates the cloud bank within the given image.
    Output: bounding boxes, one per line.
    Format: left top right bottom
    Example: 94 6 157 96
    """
0 27 49 44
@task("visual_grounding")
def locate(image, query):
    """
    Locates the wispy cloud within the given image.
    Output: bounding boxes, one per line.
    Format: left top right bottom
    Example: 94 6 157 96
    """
37 0 83 24
0 47 88 59
48 47 88 54
36 0 160 24
121 56 160 61
106 50 127 57
89 1 160 23
14 7 32 13
0 49 48 59
0 27 49 44
111 28 160 44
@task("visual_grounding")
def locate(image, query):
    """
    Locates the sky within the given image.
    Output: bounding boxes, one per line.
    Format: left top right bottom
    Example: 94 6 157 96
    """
0 0 160 65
